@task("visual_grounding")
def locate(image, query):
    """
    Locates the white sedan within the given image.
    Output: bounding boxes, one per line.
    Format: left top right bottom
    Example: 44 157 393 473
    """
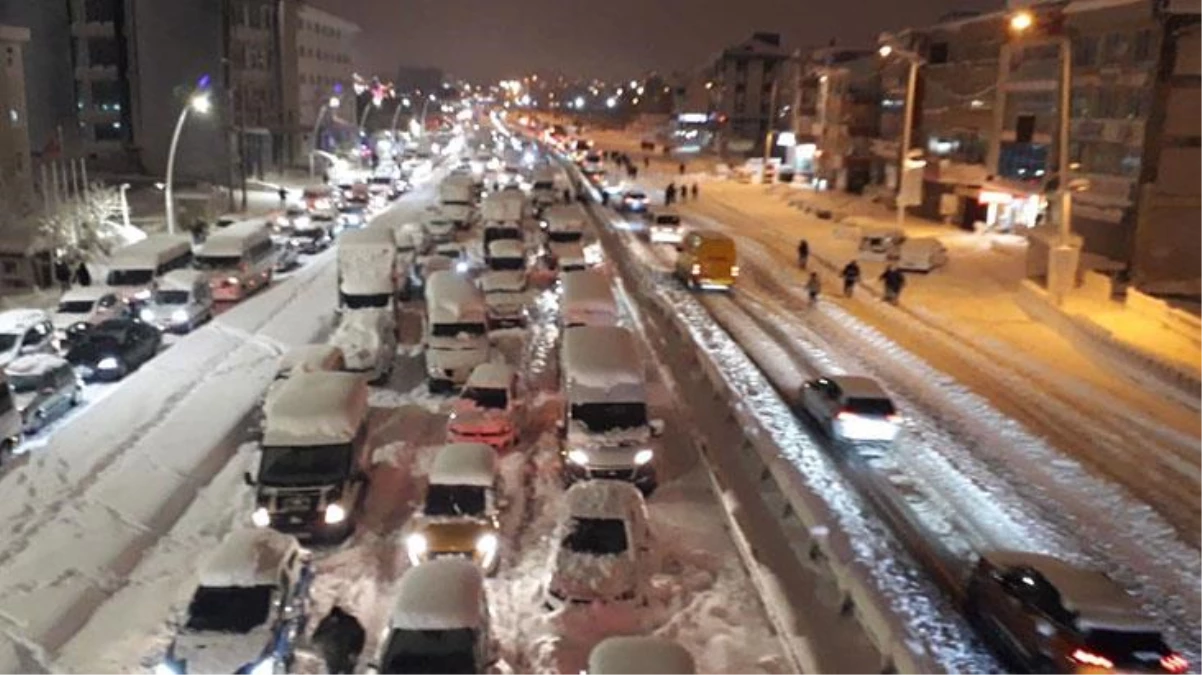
800 375 902 442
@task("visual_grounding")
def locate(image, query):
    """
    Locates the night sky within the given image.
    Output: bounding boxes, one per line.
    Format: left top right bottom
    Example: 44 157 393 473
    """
310 0 1002 82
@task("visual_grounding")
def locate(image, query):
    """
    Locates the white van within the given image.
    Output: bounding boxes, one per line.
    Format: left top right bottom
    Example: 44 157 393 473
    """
561 269 618 328
338 227 398 310
425 271 491 393
559 326 663 494
105 235 194 302
196 220 274 301
248 371 370 542
372 560 492 674
896 237 949 272
139 269 213 333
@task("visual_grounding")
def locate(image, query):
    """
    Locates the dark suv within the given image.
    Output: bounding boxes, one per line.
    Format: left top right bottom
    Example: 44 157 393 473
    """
966 550 1187 674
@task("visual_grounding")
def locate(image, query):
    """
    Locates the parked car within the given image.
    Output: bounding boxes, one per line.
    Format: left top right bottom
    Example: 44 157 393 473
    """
896 237 949 272
52 288 129 338
156 529 313 675
5 354 82 435
446 363 523 451
274 239 302 272
966 549 1188 674
65 318 161 382
545 480 651 608
618 190 649 214
800 375 901 442
0 309 57 369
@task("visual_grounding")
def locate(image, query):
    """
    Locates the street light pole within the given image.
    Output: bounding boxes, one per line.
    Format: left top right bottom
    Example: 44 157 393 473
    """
897 57 919 229
419 94 436 136
165 92 211 236
390 98 411 139
309 96 340 179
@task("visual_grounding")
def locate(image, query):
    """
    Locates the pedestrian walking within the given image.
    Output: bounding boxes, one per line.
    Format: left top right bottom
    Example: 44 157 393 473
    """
54 258 71 291
678 162 686 175
691 183 699 200
880 265 906 304
806 272 821 305
679 185 688 202
75 262 92 287
277 186 288 204
643 156 650 169
562 188 572 203
665 183 677 206
840 260 861 298
321 171 329 185
797 239 809 269
310 606 366 674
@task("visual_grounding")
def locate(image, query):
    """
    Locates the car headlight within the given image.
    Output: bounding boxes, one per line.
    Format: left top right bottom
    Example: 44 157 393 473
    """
476 532 498 568
170 309 188 323
139 308 155 322
97 356 120 370
226 276 239 285
454 261 469 274
324 503 346 525
251 507 271 528
566 449 589 466
406 532 428 566
153 662 182 675
133 289 151 301
249 657 275 675
633 449 654 466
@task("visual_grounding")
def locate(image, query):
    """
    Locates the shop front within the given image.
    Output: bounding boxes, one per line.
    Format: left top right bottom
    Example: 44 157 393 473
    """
955 183 1046 232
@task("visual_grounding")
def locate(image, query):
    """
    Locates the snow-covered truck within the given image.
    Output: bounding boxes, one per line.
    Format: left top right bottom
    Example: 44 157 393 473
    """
439 174 476 229
337 227 398 310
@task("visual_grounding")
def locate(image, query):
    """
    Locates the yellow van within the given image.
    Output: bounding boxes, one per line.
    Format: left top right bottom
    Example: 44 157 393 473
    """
675 231 738 290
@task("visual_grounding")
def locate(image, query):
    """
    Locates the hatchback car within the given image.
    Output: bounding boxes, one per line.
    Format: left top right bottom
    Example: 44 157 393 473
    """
156 529 313 675
5 354 82 435
966 550 1188 674
0 309 57 369
405 443 503 574
447 364 523 451
545 480 651 608
800 375 901 442
52 288 128 337
65 318 161 382
619 190 649 214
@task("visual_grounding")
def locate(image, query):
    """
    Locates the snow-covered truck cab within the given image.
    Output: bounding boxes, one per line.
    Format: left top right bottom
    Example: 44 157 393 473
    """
139 270 213 333
422 209 457 244
424 271 491 394
158 529 313 675
105 235 194 304
541 203 586 239
545 480 651 608
485 239 526 272
558 326 662 495
560 269 618 329
248 372 370 543
587 637 696 674
447 363 522 451
482 222 523 251
530 167 562 207
195 221 275 302
371 560 492 675
328 307 397 384
405 443 502 574
338 227 398 309
439 174 477 229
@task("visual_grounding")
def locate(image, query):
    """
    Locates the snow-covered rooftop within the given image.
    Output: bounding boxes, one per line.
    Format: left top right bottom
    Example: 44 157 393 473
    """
390 559 486 630
565 479 642 520
588 637 696 675
0 309 49 335
262 371 369 447
198 221 271 258
479 270 526 294
551 241 587 261
109 235 191 269
544 204 587 230
465 362 514 390
338 229 397 295
428 443 497 487
198 529 299 588
158 269 206 291
562 326 644 401
5 353 69 378
276 344 344 378
58 286 112 303
562 270 616 310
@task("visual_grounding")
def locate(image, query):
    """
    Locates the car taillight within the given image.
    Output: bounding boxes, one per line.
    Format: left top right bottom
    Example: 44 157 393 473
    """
1161 654 1189 673
1070 649 1114 670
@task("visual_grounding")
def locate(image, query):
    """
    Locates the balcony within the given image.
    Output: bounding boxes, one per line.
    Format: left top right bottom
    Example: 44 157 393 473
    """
1070 119 1146 146
74 64 119 81
70 21 115 38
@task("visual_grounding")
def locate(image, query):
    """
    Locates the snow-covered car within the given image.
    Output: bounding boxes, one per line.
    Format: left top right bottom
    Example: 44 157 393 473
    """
647 211 684 245
371 560 493 674
424 271 491 393
405 443 502 573
547 241 588 273
156 529 313 675
273 240 302 273
422 212 457 243
966 550 1188 675
587 637 696 674
52 287 128 338
560 269 618 329
0 309 56 369
139 270 213 334
262 344 346 406
65 317 161 382
432 241 472 275
447 363 523 451
290 221 333 255
275 206 310 233
480 270 528 329
545 480 651 608
338 203 368 230
5 354 81 435
800 375 901 442
328 308 397 384
618 190 649 214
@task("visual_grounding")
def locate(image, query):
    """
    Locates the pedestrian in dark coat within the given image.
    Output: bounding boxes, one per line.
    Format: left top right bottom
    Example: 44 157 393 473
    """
277 186 288 204
806 272 822 305
797 239 810 269
691 183 699 200
841 260 861 297
75 262 92 287
310 606 366 674
665 183 677 206
880 265 906 304
678 162 686 175
643 156 650 169
54 259 71 291
562 188 572 203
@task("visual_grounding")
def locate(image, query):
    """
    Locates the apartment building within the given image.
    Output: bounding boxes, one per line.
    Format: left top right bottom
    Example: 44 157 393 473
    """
792 46 880 192
710 32 791 154
291 3 358 162
0 24 30 195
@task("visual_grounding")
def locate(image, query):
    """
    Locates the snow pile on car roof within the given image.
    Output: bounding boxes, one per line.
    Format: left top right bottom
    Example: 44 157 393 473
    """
565 479 641 519
588 637 696 675
5 353 68 377
328 309 390 371
338 229 396 295
390 559 485 630
562 326 644 402
0 309 49 334
276 344 343 378
429 443 497 487
486 239 525 259
479 271 526 294
262 371 368 446
198 529 296 588
158 269 205 291
426 272 486 319
562 270 616 312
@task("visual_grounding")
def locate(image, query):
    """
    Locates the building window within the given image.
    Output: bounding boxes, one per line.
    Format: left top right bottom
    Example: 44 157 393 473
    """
87 38 120 67
83 0 117 23
93 122 123 141
1015 114 1037 143
1074 35 1099 66
929 42 949 64
1132 28 1154 62
1102 32 1130 64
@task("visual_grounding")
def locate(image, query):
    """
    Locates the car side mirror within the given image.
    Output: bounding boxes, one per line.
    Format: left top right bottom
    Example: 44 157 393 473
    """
649 419 665 437
243 471 256 487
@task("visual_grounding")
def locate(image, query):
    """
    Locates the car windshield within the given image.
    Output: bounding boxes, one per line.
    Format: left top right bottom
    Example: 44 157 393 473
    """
564 517 628 555
569 402 647 433
292 228 325 240
341 293 392 309
461 386 507 410
57 300 95 314
533 181 554 190
845 397 896 416
258 444 351 486
380 629 477 675
431 322 487 339
1086 629 1171 660
489 257 524 271
8 371 49 393
656 216 681 226
195 255 243 270
106 269 154 286
548 231 582 243
185 585 272 633
424 484 486 517
154 289 190 305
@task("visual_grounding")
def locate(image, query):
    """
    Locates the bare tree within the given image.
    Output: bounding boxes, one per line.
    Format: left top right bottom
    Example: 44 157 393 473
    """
37 183 127 262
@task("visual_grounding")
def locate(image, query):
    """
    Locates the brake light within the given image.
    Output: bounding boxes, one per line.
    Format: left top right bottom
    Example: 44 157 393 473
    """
1070 649 1114 670
1161 654 1188 673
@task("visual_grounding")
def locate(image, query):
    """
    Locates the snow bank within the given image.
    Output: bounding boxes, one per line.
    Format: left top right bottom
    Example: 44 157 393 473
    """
390 559 485 630
262 372 369 447
198 529 298 588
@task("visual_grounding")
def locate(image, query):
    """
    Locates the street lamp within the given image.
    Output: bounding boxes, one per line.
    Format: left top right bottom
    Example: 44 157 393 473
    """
164 91 212 236
418 94 437 136
390 97 412 140
309 95 340 179
878 38 924 229
1008 9 1078 303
